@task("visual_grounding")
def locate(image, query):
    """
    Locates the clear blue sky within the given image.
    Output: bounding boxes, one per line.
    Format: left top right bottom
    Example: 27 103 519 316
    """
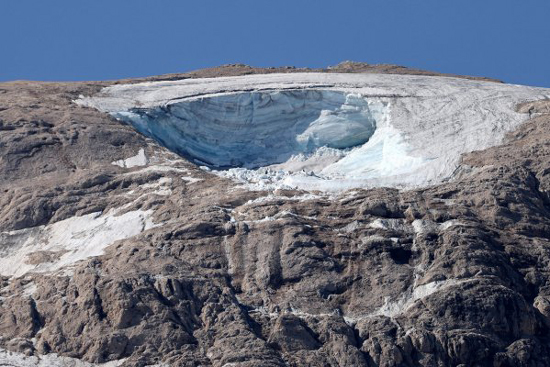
1 1 549 87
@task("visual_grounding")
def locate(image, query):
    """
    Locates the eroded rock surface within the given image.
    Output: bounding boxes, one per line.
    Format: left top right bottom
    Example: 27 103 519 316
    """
1 64 550 366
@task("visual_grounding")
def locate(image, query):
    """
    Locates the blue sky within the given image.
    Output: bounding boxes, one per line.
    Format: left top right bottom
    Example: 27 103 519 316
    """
1 1 549 87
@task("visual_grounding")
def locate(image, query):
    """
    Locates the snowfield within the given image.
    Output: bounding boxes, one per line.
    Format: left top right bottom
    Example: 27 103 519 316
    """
0 209 156 278
77 73 550 191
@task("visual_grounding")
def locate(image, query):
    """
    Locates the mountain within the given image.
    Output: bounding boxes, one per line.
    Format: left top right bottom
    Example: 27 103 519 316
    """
1 63 550 366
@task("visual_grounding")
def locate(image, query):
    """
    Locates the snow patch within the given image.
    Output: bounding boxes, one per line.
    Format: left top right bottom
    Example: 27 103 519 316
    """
22 282 38 297
233 210 316 224
140 177 173 196
412 219 466 234
412 219 439 234
0 209 156 278
369 218 412 233
439 219 465 231
124 165 188 175
112 148 147 168
181 176 203 184
0 348 125 367
374 279 461 318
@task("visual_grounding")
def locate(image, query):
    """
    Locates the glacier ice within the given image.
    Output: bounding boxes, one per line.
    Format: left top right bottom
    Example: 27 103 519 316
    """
112 90 382 169
76 72 550 191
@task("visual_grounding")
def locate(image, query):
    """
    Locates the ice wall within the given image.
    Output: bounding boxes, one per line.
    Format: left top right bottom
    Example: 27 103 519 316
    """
114 90 383 168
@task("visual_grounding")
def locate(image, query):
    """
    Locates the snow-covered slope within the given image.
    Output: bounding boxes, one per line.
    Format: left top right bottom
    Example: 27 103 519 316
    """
0 209 156 277
77 73 550 191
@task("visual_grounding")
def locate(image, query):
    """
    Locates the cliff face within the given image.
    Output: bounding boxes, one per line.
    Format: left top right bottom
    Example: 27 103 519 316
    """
1 64 550 367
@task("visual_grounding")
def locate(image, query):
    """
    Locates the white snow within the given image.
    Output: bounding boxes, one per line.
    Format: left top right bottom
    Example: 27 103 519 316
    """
439 219 464 231
124 165 188 175
111 148 148 168
412 219 435 234
370 278 480 319
0 348 125 367
243 192 324 205
140 177 173 196
231 209 316 225
0 209 156 278
412 219 466 234
369 218 413 232
180 176 203 183
21 282 38 297
77 72 550 191
245 278 467 327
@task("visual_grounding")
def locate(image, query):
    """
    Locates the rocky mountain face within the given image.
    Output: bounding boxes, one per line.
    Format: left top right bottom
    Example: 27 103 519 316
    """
0 63 550 367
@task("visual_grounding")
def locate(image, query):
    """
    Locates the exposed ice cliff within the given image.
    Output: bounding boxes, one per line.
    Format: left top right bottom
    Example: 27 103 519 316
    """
77 73 550 191
113 90 381 169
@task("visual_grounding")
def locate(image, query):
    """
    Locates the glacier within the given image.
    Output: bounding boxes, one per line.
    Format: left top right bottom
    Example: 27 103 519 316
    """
112 90 382 168
77 73 550 191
